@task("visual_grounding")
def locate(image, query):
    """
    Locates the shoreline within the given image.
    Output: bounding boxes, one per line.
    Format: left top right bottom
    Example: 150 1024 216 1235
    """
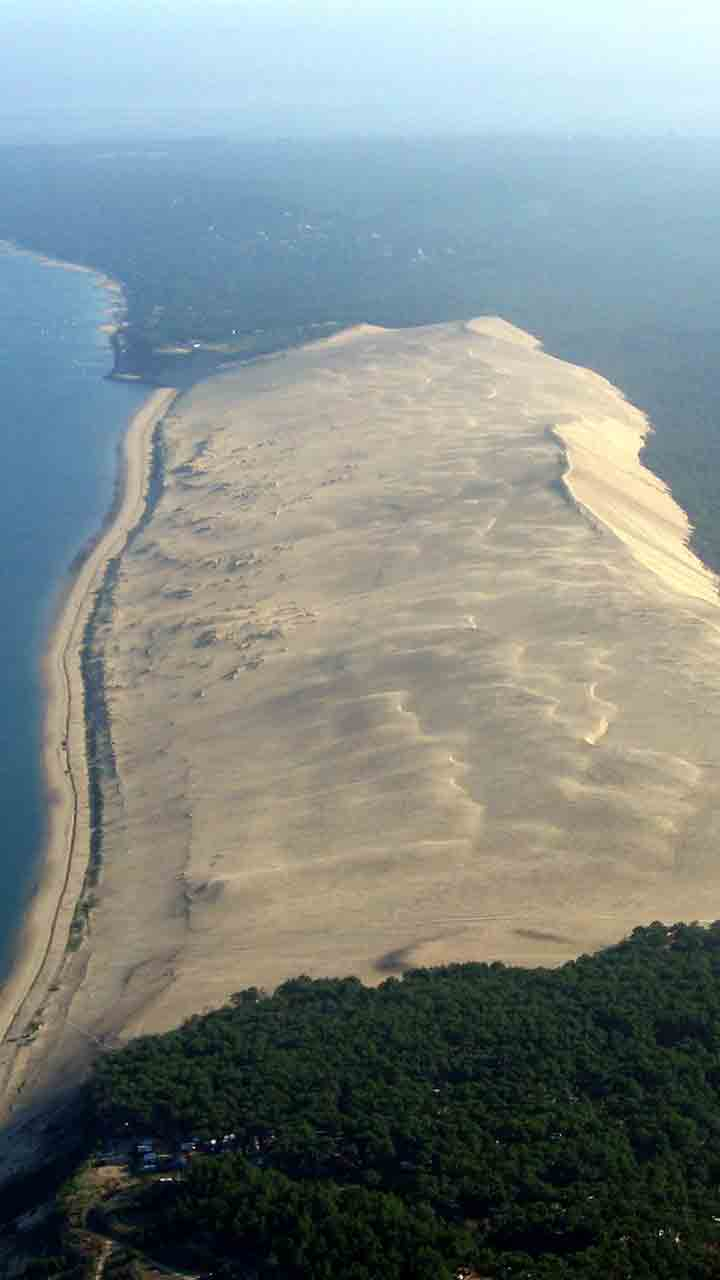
0 386 177 1051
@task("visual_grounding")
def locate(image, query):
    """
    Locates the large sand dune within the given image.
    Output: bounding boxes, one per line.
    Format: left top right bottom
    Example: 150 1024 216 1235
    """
5 317 720 1133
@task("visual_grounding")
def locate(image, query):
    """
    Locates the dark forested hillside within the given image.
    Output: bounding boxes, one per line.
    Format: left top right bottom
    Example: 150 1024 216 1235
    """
34 923 717 1277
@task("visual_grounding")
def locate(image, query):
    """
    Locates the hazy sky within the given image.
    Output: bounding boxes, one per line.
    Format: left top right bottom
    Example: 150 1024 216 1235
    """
3 0 720 140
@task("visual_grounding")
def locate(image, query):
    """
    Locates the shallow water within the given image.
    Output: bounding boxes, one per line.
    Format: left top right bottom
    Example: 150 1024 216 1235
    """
0 249 146 981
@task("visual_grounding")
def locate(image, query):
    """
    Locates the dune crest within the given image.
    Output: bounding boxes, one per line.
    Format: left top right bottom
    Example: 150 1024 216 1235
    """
554 406 718 606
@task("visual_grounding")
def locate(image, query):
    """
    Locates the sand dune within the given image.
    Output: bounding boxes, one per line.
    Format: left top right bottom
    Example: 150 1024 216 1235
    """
5 317 720 1134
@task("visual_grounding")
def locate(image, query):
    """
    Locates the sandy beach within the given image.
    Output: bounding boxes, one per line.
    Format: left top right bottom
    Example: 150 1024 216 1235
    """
0 388 176 1054
4 316 720 1163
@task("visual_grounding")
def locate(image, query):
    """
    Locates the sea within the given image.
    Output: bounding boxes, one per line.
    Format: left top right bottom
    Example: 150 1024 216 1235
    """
0 248 146 981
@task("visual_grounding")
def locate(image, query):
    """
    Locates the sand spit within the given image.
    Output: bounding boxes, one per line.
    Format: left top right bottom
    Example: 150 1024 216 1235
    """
0 389 176 1061
7 317 720 1141
0 239 126 338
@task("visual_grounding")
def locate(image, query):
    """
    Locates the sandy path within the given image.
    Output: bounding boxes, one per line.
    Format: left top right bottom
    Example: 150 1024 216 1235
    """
0 388 177 1054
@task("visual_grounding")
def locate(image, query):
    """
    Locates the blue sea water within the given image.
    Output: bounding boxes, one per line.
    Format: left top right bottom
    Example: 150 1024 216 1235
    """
0 249 147 983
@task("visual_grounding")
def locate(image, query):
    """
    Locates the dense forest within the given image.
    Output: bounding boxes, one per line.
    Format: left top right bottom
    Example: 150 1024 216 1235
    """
10 923 720 1277
2 137 720 568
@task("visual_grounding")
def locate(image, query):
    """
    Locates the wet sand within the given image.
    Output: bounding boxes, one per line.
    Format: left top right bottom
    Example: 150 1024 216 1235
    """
4 317 720 1155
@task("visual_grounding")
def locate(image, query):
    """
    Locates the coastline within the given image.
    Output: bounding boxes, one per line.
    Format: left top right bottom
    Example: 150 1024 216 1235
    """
0 386 177 1052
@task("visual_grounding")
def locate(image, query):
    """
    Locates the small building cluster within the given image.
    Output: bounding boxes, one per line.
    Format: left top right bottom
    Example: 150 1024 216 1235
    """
96 1127 275 1177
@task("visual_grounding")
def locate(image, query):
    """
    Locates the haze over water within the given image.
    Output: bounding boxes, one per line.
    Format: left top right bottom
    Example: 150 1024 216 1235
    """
0 250 146 980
